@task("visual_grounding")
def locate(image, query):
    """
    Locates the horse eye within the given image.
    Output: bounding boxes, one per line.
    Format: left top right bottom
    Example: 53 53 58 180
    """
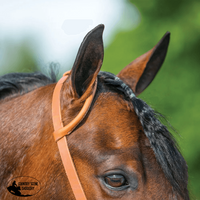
104 174 129 189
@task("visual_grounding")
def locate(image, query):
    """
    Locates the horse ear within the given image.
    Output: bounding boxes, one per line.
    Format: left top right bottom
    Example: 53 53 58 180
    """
117 32 170 96
70 24 104 98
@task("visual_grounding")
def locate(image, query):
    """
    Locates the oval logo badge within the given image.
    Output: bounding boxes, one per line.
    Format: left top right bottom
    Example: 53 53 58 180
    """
7 176 41 197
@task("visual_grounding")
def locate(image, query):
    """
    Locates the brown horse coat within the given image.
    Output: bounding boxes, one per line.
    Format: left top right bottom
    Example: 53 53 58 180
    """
0 25 189 199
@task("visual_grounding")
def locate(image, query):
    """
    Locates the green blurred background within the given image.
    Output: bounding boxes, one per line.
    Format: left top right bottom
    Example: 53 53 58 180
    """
0 0 199 199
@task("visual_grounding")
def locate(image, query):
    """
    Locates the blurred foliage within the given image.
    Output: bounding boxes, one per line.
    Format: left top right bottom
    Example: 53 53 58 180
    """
0 38 38 75
102 0 200 198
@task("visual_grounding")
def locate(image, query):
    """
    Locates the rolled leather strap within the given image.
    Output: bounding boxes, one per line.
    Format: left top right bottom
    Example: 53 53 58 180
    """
52 71 97 200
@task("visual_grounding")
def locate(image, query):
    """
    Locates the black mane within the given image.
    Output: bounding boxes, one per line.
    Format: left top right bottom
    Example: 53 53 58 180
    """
99 71 188 199
0 66 57 100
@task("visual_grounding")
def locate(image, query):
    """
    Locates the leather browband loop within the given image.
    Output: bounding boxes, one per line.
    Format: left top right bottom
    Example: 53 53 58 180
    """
52 71 97 200
53 91 95 142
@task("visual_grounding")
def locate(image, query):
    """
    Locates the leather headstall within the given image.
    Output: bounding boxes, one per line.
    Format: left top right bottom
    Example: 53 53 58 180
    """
52 71 97 200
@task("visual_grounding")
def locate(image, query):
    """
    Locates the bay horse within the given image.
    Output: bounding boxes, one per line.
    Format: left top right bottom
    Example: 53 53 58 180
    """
0 24 189 199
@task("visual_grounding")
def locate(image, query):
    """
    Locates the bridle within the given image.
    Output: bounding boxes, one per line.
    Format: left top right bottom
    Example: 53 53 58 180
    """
52 71 97 200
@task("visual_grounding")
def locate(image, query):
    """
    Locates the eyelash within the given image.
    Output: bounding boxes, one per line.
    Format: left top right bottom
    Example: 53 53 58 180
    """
103 174 130 191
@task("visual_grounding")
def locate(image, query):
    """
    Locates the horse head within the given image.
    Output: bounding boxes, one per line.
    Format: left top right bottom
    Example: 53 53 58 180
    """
53 24 188 199
0 24 189 200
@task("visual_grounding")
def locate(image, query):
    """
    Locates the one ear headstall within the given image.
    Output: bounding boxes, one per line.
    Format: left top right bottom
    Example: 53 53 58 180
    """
52 71 97 200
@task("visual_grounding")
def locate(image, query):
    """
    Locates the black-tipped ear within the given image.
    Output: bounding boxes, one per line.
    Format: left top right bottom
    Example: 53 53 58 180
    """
71 24 104 98
136 32 170 95
117 32 170 96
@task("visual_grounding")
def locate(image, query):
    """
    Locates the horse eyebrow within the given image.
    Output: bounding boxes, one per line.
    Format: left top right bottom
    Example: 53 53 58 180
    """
86 143 142 166
0 65 58 101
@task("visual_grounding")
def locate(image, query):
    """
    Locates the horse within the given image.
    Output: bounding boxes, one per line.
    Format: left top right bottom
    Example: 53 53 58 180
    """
0 24 189 199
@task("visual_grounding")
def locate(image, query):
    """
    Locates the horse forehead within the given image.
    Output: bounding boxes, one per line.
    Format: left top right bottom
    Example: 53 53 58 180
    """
91 92 138 125
93 92 131 115
87 92 142 149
